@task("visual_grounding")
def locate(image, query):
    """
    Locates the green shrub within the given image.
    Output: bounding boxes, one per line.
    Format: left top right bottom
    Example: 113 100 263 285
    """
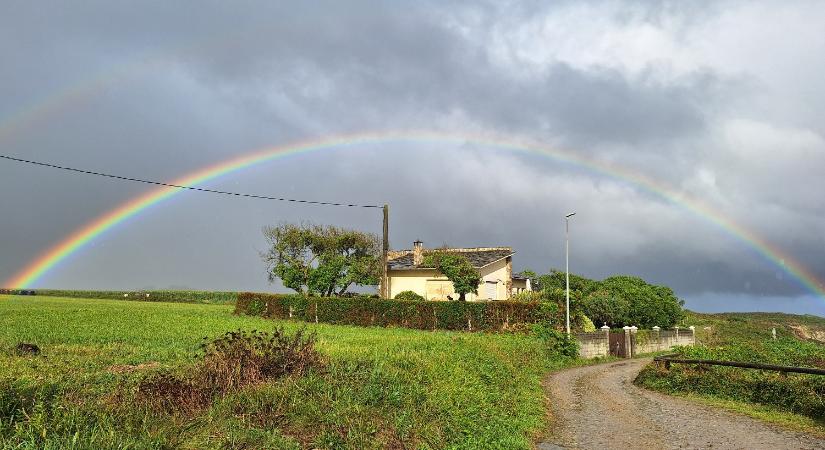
575 312 596 332
137 328 321 413
394 290 425 302
511 291 544 302
531 323 578 357
235 292 554 332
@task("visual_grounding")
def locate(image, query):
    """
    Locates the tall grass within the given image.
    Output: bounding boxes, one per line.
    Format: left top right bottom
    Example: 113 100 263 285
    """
0 295 570 448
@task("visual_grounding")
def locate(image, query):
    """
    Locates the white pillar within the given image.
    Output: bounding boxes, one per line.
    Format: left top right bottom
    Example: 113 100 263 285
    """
653 326 661 351
623 326 632 358
601 324 610 358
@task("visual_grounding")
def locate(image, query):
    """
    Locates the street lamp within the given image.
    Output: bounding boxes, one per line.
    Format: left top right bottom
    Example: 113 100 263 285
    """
565 212 576 336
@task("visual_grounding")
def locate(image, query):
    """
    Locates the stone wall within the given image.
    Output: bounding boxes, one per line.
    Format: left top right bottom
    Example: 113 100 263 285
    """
574 326 695 359
575 331 609 359
633 328 695 355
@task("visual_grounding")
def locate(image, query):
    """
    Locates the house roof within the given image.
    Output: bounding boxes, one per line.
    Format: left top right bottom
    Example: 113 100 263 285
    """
388 247 514 271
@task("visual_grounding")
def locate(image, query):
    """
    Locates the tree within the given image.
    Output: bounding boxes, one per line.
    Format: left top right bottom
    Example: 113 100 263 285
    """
423 252 481 301
262 223 381 296
586 276 684 328
531 269 685 329
581 289 629 328
536 269 598 296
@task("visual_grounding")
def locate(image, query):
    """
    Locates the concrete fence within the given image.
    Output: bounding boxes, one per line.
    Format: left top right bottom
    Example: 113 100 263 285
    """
574 330 610 359
575 325 696 359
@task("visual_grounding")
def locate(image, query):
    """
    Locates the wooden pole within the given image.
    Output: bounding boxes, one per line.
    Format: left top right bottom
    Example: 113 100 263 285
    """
381 204 389 298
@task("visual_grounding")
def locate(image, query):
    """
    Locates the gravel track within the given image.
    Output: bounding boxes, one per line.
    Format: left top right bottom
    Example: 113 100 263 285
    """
539 358 824 449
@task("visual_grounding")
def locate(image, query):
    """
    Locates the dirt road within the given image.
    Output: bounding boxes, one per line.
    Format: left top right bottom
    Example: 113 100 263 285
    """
539 358 824 449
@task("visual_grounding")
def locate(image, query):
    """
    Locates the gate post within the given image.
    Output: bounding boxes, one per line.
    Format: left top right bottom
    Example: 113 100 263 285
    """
601 325 610 358
622 326 632 358
652 326 661 352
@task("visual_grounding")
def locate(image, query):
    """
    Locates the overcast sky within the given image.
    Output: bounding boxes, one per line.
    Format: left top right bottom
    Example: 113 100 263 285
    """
1 1 824 315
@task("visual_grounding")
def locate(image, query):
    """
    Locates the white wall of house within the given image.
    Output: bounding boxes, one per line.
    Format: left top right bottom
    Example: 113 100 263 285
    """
479 258 509 300
511 278 531 295
387 257 512 301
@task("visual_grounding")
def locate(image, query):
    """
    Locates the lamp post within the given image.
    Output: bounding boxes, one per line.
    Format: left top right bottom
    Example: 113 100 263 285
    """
565 212 576 336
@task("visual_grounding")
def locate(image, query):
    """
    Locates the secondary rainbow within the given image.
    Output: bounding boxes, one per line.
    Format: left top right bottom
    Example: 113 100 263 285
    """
6 130 825 299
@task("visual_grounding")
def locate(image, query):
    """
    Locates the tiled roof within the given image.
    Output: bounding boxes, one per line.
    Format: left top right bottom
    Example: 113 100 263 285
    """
388 247 514 270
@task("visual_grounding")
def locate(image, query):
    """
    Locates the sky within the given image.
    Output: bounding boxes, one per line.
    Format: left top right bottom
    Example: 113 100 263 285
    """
1 1 824 315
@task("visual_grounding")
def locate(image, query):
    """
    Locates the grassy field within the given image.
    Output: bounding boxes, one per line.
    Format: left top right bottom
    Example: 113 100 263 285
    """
0 295 576 449
684 310 825 346
636 311 825 433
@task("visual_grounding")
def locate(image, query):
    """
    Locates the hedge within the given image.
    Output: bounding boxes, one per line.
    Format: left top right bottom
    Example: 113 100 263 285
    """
235 292 554 332
0 289 237 305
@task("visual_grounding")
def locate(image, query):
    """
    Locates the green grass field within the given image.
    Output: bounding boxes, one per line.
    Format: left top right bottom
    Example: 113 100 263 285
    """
0 295 574 449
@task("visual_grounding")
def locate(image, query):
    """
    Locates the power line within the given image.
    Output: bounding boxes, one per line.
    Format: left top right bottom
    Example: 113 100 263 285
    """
0 154 382 208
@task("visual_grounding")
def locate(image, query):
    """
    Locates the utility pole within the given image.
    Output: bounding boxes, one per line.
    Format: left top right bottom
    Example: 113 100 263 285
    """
565 212 576 336
381 204 389 298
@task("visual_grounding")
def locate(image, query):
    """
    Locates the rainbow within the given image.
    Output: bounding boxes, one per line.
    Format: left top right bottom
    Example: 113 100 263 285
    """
5 131 825 299
0 26 265 146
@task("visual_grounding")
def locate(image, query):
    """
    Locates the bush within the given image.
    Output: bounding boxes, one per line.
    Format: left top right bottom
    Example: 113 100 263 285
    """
575 312 596 332
235 292 555 332
531 323 578 358
137 328 322 413
511 291 544 302
394 290 426 302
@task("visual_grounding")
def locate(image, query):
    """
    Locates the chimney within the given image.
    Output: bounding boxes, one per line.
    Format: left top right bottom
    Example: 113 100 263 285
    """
413 240 424 266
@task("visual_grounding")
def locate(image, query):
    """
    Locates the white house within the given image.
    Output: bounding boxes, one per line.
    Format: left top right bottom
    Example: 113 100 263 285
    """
383 241 531 301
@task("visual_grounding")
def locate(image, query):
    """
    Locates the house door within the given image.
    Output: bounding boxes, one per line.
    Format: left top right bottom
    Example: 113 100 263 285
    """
485 281 498 300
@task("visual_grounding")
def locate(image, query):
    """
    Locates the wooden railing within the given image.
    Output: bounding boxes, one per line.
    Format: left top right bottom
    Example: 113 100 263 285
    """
653 354 825 376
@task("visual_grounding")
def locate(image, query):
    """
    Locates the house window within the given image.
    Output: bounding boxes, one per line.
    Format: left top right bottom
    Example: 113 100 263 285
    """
485 281 498 300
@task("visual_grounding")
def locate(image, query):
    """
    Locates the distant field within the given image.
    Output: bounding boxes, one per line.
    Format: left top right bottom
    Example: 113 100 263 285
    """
0 295 573 449
684 310 825 345
26 289 239 305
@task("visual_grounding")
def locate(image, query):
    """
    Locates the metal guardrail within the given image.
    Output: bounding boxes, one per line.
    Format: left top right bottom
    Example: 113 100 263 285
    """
653 355 825 376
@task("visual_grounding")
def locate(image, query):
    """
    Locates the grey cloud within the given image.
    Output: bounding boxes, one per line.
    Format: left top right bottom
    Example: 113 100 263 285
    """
0 1 823 316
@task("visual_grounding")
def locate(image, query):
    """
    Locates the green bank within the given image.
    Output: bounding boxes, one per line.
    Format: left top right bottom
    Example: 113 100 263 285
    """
636 311 825 434
0 295 576 449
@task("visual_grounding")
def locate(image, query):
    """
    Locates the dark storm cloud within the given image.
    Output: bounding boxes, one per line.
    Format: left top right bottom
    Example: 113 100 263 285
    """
1 1 824 315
